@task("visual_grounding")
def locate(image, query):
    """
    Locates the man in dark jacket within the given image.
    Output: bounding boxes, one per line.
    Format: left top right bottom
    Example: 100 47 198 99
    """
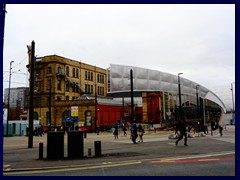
131 123 138 144
175 119 188 146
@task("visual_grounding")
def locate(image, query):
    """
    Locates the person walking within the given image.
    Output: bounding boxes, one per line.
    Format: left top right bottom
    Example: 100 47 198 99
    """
175 119 188 146
113 125 118 139
130 122 138 144
137 125 145 143
122 124 127 136
219 125 223 136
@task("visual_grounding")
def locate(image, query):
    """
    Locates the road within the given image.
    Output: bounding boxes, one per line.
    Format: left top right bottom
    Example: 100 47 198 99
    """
3 125 235 176
5 151 234 176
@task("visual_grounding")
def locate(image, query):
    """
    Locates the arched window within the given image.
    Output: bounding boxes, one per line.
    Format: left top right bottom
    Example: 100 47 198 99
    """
62 110 71 122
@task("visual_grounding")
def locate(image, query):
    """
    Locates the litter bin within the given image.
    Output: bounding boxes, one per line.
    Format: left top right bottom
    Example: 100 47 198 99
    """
47 131 64 159
68 130 84 158
94 141 101 157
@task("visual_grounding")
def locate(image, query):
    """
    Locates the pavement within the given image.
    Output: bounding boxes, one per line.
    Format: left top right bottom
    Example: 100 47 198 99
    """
3 125 235 174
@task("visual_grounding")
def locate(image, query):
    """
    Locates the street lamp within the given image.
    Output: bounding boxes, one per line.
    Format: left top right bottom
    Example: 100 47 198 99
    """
6 60 14 136
178 73 183 121
230 82 235 118
196 85 200 132
130 69 134 124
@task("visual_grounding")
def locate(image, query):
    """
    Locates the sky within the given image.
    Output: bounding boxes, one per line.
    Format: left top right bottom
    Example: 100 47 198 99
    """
2 4 235 110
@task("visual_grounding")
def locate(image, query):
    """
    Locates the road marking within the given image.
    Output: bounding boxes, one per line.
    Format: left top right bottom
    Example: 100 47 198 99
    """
3 160 142 175
152 151 235 162
198 158 220 162
149 156 235 164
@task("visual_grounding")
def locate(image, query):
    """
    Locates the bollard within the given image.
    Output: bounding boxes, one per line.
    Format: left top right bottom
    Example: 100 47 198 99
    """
94 141 101 157
39 142 43 160
88 148 92 157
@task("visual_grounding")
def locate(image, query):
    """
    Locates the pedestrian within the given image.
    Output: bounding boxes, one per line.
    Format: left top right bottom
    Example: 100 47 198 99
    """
175 121 180 137
122 124 127 136
219 125 223 136
175 119 188 146
137 125 145 143
96 126 100 135
113 125 118 139
130 122 138 144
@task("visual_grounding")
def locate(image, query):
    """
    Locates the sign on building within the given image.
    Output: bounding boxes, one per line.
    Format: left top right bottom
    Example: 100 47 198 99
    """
71 106 78 117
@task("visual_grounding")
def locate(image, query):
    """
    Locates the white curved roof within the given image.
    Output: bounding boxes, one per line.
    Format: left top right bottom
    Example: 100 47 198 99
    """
108 64 226 112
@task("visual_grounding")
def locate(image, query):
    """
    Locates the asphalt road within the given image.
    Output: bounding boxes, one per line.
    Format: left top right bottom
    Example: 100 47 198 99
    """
3 125 235 176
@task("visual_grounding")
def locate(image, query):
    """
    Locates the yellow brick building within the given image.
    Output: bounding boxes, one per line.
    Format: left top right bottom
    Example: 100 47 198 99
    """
27 54 107 129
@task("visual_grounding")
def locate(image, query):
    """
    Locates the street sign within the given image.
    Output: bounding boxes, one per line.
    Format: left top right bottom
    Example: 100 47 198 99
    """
71 106 78 117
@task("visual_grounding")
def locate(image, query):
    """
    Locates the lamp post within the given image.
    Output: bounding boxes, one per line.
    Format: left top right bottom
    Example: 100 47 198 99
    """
230 82 235 118
6 60 14 137
178 73 183 121
130 69 134 124
196 85 200 133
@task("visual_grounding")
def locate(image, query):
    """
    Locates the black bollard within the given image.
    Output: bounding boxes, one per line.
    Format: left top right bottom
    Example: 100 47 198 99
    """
39 142 43 160
94 141 101 157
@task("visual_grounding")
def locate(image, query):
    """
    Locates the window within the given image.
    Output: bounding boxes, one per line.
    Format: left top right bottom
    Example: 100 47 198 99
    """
47 67 52 74
85 71 88 80
35 69 41 76
66 96 69 101
57 67 61 74
97 74 104 83
76 69 79 78
47 79 51 90
88 72 90 80
66 66 69 76
57 96 62 101
73 68 75 77
57 80 61 90
72 82 75 92
91 72 93 81
76 83 79 92
90 85 93 94
97 86 104 96
85 84 93 94
66 82 69 92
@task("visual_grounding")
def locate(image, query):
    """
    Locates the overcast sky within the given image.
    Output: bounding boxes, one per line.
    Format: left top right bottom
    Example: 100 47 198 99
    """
3 4 235 109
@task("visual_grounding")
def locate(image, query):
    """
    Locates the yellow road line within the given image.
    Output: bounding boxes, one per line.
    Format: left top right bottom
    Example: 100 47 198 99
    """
3 160 142 175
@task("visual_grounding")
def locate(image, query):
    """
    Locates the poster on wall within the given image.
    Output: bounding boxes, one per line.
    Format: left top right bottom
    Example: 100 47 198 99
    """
71 106 78 117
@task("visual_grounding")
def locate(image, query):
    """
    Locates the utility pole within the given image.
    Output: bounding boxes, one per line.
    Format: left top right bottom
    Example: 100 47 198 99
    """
196 85 200 133
6 60 14 137
178 73 183 121
48 79 52 132
3 4 6 50
28 40 35 148
130 69 134 124
230 82 235 118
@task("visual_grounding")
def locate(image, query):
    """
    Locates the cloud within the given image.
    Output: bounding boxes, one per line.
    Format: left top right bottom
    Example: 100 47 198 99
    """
3 4 235 109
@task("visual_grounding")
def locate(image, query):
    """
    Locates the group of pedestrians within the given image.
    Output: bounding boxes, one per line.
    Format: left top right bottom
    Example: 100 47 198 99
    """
112 122 145 144
130 123 145 144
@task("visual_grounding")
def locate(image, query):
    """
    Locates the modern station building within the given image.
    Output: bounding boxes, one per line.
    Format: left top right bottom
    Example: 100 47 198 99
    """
107 64 226 126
